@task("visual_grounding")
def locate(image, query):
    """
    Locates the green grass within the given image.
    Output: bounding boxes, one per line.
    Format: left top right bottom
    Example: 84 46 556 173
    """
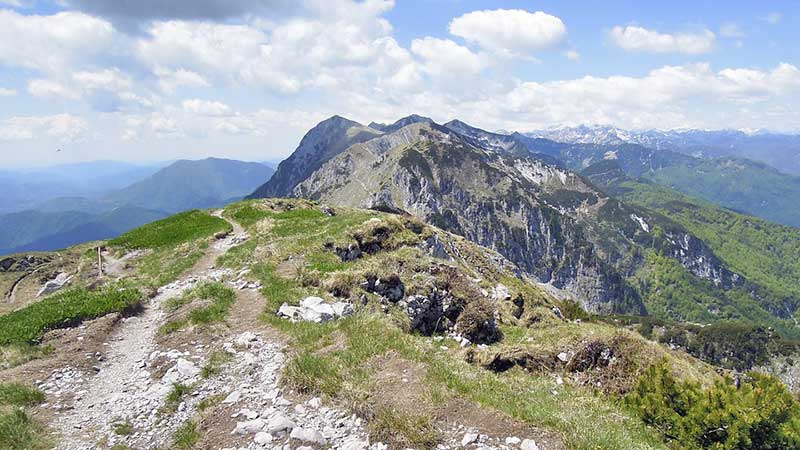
225 203 274 227
0 284 141 346
162 383 192 414
109 210 231 250
201 350 233 378
0 408 48 450
170 420 200 450
272 308 666 450
112 420 134 436
0 384 44 407
369 407 440 450
161 283 235 334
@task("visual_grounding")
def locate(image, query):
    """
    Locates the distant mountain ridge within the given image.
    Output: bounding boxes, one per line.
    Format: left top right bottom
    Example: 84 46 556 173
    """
526 125 800 176
0 158 274 255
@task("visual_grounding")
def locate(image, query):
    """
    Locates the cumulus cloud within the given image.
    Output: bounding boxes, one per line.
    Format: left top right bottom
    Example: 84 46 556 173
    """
0 114 89 142
28 79 79 99
486 63 800 131
0 10 115 73
182 99 230 116
610 25 715 54
0 87 17 96
154 68 210 93
62 0 299 31
410 37 487 77
449 9 566 57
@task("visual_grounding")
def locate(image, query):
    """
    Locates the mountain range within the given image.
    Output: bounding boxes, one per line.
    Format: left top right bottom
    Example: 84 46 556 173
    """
0 158 274 255
527 125 800 177
249 114 800 337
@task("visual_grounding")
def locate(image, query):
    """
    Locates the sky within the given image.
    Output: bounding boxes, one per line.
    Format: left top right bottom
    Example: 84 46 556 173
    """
0 0 798 167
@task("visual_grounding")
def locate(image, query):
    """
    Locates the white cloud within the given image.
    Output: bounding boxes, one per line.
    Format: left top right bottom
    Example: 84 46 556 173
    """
154 67 210 93
0 114 89 141
0 10 115 73
719 23 745 38
486 63 800 131
72 68 133 92
27 78 80 99
182 98 230 116
565 50 580 61
449 9 566 58
410 37 487 77
0 87 16 96
760 12 782 24
610 25 715 54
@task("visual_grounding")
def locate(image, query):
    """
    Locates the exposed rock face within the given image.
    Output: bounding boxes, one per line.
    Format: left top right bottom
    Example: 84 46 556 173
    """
249 115 381 199
251 115 743 315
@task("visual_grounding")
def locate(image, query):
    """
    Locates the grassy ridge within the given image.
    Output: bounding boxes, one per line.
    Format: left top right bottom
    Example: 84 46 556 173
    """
222 199 670 450
109 210 231 250
0 285 140 346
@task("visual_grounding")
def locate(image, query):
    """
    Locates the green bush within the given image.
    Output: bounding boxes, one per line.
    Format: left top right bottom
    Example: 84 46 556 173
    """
109 210 231 250
627 362 800 449
0 285 141 346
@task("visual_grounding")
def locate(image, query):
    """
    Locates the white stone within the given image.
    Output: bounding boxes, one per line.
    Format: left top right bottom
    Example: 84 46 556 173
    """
521 439 539 450
461 433 479 446
341 438 369 450
254 432 273 445
234 419 267 435
266 414 296 434
557 352 569 363
290 428 327 446
175 358 200 378
223 391 242 404
505 437 521 446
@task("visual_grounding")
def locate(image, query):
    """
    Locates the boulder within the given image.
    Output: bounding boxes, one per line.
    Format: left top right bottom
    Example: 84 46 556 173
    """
289 427 327 446
491 283 512 301
401 295 444 336
234 419 267 435
266 414 296 434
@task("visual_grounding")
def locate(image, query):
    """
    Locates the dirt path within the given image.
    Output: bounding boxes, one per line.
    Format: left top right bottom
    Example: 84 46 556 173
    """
48 212 250 450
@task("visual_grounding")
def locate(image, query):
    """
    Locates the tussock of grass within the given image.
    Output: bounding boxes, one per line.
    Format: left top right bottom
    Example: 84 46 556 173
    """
0 384 44 407
201 350 233 378
170 420 200 450
369 407 440 450
0 408 48 450
112 420 134 436
162 383 192 414
161 283 235 334
109 210 231 250
0 284 141 346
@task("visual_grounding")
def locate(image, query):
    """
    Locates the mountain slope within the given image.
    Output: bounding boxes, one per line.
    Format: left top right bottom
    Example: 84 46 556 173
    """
107 157 274 213
595 173 800 315
516 136 800 228
250 116 380 198
251 117 770 326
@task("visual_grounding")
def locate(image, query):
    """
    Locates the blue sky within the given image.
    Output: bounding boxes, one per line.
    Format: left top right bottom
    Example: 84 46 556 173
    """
0 0 798 167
